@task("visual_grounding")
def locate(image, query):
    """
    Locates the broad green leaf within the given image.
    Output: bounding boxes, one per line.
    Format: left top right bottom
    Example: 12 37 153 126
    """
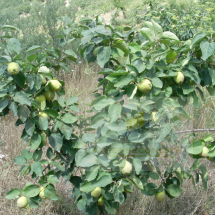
32 149 42 161
26 45 42 53
43 109 59 118
61 113 77 124
166 184 182 197
2 25 19 31
31 162 43 176
13 92 31 106
44 184 59 200
108 104 121 123
22 149 32 160
133 158 142 175
190 160 200 170
108 142 123 158
6 189 21 199
86 166 100 181
191 32 206 48
80 182 95 192
109 120 126 133
35 116 48 130
9 101 17 116
23 185 40 197
47 174 60 183
186 141 203 155
18 105 30 123
162 31 179 41
200 41 215 61
75 149 86 166
25 119 35 136
58 121 73 140
151 78 163 88
130 175 144 190
151 19 163 40
140 27 155 42
97 46 111 68
91 95 115 110
14 155 27 165
65 50 77 62
199 165 208 191
49 133 63 151
92 173 113 187
7 38 21 54
0 99 9 112
51 161 65 171
114 74 134 88
30 134 41 150
66 97 78 106
97 136 114 148
79 154 98 167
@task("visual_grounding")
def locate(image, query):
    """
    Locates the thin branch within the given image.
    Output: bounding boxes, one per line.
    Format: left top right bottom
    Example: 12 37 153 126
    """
173 52 183 63
176 128 215 134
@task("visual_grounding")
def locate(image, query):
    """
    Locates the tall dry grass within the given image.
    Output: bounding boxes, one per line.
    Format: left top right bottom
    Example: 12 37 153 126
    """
1 62 215 215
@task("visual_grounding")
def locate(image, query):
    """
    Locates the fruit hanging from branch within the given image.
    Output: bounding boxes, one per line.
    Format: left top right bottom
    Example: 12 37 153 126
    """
7 62 20 75
137 79 152 93
49 80 62 91
17 196 28 208
120 160 133 175
174 71 185 84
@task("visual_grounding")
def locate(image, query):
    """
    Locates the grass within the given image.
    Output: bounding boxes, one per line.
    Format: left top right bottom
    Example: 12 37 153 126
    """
1 62 215 215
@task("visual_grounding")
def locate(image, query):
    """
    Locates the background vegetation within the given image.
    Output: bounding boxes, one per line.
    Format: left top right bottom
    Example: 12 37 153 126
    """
1 0 215 214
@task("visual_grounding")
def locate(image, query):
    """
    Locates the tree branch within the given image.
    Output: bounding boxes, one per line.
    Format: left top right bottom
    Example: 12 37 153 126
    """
176 128 215 134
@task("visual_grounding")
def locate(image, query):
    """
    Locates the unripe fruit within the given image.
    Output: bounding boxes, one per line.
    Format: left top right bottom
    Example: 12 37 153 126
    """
40 75 46 85
151 111 158 122
49 80 62 91
17 196 28 208
35 95 46 103
174 72 185 84
39 112 48 119
137 79 152 93
41 133 47 146
98 197 104 206
120 160 132 175
7 62 20 75
44 90 55 101
200 146 209 158
39 187 46 199
91 187 102 198
155 190 166 202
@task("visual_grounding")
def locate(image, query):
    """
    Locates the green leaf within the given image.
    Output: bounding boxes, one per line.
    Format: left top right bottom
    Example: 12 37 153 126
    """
75 149 86 166
25 119 35 136
46 148 53 159
140 27 155 42
151 19 163 40
190 160 200 170
200 41 215 61
23 185 40 197
35 116 48 130
191 32 206 48
47 173 60 183
203 134 214 142
97 136 113 148
49 133 63 151
18 105 30 123
130 175 144 190
199 165 208 191
129 43 141 53
65 50 77 62
13 92 31 106
58 121 73 140
162 31 179 41
43 109 59 118
79 154 98 167
14 155 27 165
61 113 77 124
109 120 127 133
7 38 21 54
9 102 18 116
6 189 21 199
92 173 113 187
13 72 26 88
114 74 134 88
91 95 115 110
2 25 19 31
108 104 121 123
49 161 64 172
77 199 87 211
97 46 111 68
30 134 41 150
31 161 43 176
80 182 95 192
26 45 42 53
66 97 78 106
108 142 123 159
22 149 32 160
86 166 100 182
44 184 59 200
133 158 142 175
33 149 42 161
151 78 163 88
0 99 9 112
166 184 182 197
186 141 203 155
